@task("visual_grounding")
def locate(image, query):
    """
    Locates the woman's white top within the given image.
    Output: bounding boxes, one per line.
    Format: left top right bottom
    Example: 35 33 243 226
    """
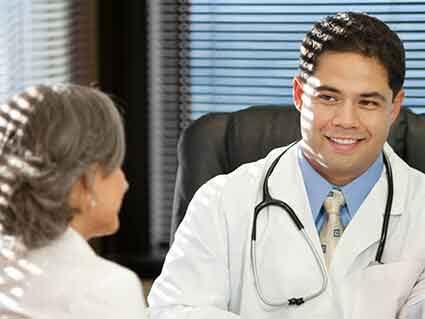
20 227 147 319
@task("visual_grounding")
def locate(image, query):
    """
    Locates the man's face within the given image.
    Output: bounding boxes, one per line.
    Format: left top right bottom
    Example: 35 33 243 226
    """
293 51 404 185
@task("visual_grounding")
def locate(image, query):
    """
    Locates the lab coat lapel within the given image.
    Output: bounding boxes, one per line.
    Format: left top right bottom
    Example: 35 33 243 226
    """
332 143 406 279
250 143 328 303
331 175 386 278
267 144 323 263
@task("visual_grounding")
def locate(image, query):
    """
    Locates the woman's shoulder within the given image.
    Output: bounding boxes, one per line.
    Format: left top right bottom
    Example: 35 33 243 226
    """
70 255 147 318
23 228 146 318
29 227 142 289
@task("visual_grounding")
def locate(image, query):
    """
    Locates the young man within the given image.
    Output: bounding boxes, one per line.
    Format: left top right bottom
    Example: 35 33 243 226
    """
149 12 425 318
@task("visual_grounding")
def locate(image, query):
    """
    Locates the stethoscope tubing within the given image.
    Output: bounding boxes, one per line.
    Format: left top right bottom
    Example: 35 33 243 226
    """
250 142 393 307
375 151 393 263
251 227 328 306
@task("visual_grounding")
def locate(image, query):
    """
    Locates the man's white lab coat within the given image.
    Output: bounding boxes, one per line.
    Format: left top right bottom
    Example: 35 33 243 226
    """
149 143 425 319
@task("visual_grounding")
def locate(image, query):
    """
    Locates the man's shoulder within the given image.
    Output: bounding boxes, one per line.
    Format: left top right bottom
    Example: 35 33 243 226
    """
218 144 292 186
388 144 425 182
387 144 425 208
194 144 294 209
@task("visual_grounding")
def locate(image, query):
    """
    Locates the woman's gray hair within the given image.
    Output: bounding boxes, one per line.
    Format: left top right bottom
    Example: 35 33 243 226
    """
1 84 126 249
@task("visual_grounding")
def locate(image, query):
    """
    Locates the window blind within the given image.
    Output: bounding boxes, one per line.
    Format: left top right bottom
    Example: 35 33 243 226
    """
0 0 97 103
149 1 425 249
187 1 425 118
148 1 184 249
0 0 97 308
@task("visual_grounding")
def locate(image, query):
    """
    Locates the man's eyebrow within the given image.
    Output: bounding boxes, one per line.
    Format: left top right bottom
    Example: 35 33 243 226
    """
314 85 341 93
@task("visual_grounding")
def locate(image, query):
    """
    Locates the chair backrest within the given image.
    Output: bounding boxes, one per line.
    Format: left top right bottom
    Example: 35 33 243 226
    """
171 105 425 242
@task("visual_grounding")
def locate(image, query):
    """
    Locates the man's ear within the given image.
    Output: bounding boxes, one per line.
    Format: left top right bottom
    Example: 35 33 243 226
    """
390 89 405 124
293 76 304 112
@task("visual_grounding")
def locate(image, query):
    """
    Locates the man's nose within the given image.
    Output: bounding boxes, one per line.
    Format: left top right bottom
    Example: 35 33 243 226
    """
332 100 359 128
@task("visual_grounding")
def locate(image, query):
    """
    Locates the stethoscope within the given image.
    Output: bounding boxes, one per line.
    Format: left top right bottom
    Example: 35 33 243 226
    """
250 141 394 307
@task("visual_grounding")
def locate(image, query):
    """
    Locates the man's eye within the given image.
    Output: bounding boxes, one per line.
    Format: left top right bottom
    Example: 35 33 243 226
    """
318 94 337 103
359 100 379 108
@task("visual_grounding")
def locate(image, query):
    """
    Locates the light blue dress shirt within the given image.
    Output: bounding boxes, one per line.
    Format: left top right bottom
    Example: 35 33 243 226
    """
297 146 384 232
297 147 425 317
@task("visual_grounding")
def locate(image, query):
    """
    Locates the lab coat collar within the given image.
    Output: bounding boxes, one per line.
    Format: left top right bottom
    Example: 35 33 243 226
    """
382 142 407 216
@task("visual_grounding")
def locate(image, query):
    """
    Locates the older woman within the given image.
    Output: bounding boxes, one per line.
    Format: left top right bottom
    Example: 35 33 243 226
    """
0 84 146 318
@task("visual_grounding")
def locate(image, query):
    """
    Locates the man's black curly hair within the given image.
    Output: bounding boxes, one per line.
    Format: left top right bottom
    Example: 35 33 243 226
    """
299 12 405 98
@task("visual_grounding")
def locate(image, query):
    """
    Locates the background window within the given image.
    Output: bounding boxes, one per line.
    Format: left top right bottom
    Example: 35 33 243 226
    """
0 1 96 103
149 1 425 252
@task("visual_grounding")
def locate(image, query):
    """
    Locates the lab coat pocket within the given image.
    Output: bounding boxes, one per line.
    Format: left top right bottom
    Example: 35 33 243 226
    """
350 260 423 319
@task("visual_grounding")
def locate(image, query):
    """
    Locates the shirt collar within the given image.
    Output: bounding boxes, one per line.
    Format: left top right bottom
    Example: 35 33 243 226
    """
298 145 384 221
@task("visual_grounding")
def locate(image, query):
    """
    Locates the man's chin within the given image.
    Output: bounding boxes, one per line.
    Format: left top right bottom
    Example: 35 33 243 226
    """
323 162 372 185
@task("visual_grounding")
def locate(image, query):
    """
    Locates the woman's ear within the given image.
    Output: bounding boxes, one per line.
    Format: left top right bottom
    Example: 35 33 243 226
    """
68 177 85 211
293 76 304 112
68 166 97 211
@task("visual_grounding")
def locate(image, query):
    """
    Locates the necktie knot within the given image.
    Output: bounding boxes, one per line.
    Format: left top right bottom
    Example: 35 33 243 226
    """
324 188 345 215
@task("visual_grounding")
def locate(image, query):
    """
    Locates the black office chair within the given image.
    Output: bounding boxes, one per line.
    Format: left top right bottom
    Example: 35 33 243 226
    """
170 105 425 242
